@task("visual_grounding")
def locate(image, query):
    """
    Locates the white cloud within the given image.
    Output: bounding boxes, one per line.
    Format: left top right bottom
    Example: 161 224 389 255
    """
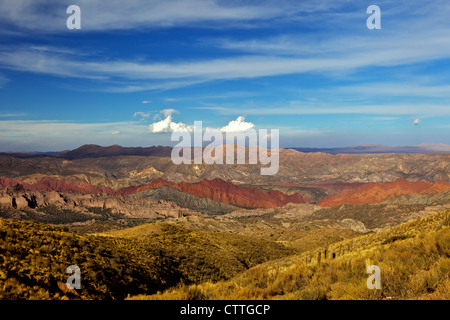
0 0 284 32
0 112 27 118
3 1 450 95
133 111 151 119
2 29 450 94
147 109 194 133
220 116 254 132
413 118 421 125
369 116 399 121
3 0 450 112
101 79 208 93
147 111 255 133
197 103 450 117
333 82 450 98
161 109 178 117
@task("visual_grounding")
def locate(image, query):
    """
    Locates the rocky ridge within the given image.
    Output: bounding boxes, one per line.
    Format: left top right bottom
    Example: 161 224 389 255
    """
318 178 450 206
0 176 309 211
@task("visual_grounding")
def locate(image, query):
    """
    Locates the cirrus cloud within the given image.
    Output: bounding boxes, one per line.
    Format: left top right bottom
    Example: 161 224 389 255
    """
133 111 151 119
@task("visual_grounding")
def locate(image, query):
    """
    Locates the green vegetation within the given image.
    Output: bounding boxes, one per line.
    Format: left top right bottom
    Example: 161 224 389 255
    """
131 210 450 300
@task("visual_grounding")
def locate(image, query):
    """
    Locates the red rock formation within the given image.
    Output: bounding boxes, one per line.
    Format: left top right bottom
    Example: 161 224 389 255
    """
173 178 309 208
0 176 308 209
31 177 116 194
0 176 174 196
318 178 450 207
423 180 450 193
0 176 32 190
0 176 115 195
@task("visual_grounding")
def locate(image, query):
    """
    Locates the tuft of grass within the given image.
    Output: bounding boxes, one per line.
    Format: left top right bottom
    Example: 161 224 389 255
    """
382 234 411 245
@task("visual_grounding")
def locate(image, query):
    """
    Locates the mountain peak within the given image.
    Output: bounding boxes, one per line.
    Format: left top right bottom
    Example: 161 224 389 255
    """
58 144 172 159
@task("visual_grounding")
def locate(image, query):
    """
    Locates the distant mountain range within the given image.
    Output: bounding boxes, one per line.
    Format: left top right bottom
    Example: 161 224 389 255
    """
1 143 449 159
288 143 450 154
0 144 172 159
58 144 173 159
1 144 449 187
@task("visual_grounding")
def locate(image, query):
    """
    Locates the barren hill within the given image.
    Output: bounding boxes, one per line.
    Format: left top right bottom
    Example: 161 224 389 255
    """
0 146 449 188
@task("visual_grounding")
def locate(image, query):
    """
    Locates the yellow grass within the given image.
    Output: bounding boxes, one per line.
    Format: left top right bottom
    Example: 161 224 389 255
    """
131 210 450 300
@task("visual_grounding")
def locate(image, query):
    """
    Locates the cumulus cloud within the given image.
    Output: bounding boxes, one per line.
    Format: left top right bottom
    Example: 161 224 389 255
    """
147 109 194 133
413 118 421 125
220 116 255 132
147 111 255 134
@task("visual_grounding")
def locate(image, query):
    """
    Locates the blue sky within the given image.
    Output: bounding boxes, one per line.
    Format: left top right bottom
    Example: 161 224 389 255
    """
0 0 450 151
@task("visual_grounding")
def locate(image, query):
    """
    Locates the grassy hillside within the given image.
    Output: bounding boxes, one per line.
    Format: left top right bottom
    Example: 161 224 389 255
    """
0 218 292 299
161 214 360 252
105 222 294 284
0 218 180 300
131 210 450 300
2 208 448 300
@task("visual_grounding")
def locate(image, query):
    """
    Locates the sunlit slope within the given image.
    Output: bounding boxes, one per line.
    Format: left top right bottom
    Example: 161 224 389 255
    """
0 219 293 299
132 210 450 300
106 222 294 283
